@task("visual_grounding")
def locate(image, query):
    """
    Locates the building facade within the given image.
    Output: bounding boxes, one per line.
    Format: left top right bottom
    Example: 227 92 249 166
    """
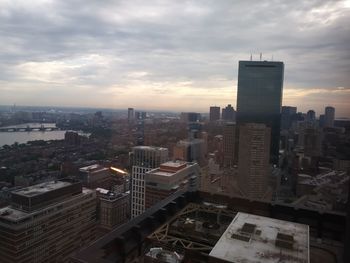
222 104 236 122
281 106 297 130
325 106 335 127
0 179 96 263
236 60 284 163
127 108 134 122
180 112 201 123
96 189 129 233
209 106 220 122
238 123 271 200
78 164 111 189
223 123 236 167
145 161 200 209
130 146 168 218
173 139 206 166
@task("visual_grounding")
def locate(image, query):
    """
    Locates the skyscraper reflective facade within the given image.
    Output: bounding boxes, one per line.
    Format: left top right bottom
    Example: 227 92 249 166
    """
236 60 284 163
325 106 335 127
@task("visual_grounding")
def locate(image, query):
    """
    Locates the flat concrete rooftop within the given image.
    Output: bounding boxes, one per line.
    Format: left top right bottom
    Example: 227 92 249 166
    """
79 164 108 173
161 161 187 168
210 212 309 263
12 180 72 197
0 188 93 223
133 146 168 151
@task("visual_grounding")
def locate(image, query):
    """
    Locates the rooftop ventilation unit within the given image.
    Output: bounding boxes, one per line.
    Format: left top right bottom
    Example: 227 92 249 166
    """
275 232 294 250
230 223 257 242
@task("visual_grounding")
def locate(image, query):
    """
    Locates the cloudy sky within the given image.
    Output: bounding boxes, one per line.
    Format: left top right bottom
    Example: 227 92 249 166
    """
0 0 349 117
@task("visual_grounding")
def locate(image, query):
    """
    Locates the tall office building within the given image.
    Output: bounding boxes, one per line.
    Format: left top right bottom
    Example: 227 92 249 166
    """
237 123 271 200
319 114 325 128
173 139 206 166
209 106 220 122
0 179 96 263
127 108 134 122
130 146 168 218
306 110 316 123
281 106 297 130
236 60 284 163
135 111 147 120
223 123 236 167
222 104 236 122
324 106 335 127
345 174 350 262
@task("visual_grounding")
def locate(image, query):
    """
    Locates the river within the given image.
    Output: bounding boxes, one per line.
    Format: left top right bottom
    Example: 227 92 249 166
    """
0 123 88 147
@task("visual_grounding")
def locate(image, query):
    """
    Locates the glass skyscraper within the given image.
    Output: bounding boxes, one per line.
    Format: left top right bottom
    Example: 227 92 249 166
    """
236 60 284 164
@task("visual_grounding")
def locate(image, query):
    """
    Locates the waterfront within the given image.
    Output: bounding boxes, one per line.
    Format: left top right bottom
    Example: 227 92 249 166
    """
0 123 88 147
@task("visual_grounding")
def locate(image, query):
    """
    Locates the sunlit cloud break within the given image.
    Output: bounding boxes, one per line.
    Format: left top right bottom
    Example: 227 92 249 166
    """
0 0 349 117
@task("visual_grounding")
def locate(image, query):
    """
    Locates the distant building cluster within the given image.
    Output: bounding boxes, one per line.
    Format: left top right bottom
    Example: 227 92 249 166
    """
0 58 349 263
209 104 236 122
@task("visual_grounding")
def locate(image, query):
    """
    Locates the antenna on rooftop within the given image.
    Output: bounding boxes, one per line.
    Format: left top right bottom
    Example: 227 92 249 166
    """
260 53 262 61
250 53 252 61
271 54 274 61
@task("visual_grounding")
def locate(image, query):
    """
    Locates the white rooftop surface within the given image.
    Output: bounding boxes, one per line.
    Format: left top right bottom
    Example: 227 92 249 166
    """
179 139 203 145
161 161 187 168
152 171 174 177
150 162 190 177
96 188 109 194
12 180 72 197
299 170 348 186
79 164 107 172
133 146 167 151
209 212 309 263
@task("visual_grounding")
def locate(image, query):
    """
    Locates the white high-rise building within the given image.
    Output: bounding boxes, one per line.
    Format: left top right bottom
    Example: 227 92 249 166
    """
130 146 168 218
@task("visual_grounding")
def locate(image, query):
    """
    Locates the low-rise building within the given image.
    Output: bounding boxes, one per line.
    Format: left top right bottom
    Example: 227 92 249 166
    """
79 164 111 189
145 161 200 209
0 179 97 263
96 188 129 233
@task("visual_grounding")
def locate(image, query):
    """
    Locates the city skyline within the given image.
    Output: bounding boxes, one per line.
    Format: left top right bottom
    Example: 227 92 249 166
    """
0 1 349 117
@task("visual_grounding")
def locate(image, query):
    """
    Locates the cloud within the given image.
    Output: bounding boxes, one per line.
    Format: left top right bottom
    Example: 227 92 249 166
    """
0 0 349 116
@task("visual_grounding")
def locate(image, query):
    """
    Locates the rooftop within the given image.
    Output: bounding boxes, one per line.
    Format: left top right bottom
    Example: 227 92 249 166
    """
178 139 204 146
12 180 72 197
149 170 174 177
0 188 93 223
71 191 345 263
133 146 168 151
96 188 129 201
240 60 284 64
299 170 348 186
209 212 309 263
79 164 108 173
161 161 187 169
148 161 196 178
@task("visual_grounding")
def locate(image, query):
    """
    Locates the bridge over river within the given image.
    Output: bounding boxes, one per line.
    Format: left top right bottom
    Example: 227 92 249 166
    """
0 125 60 132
